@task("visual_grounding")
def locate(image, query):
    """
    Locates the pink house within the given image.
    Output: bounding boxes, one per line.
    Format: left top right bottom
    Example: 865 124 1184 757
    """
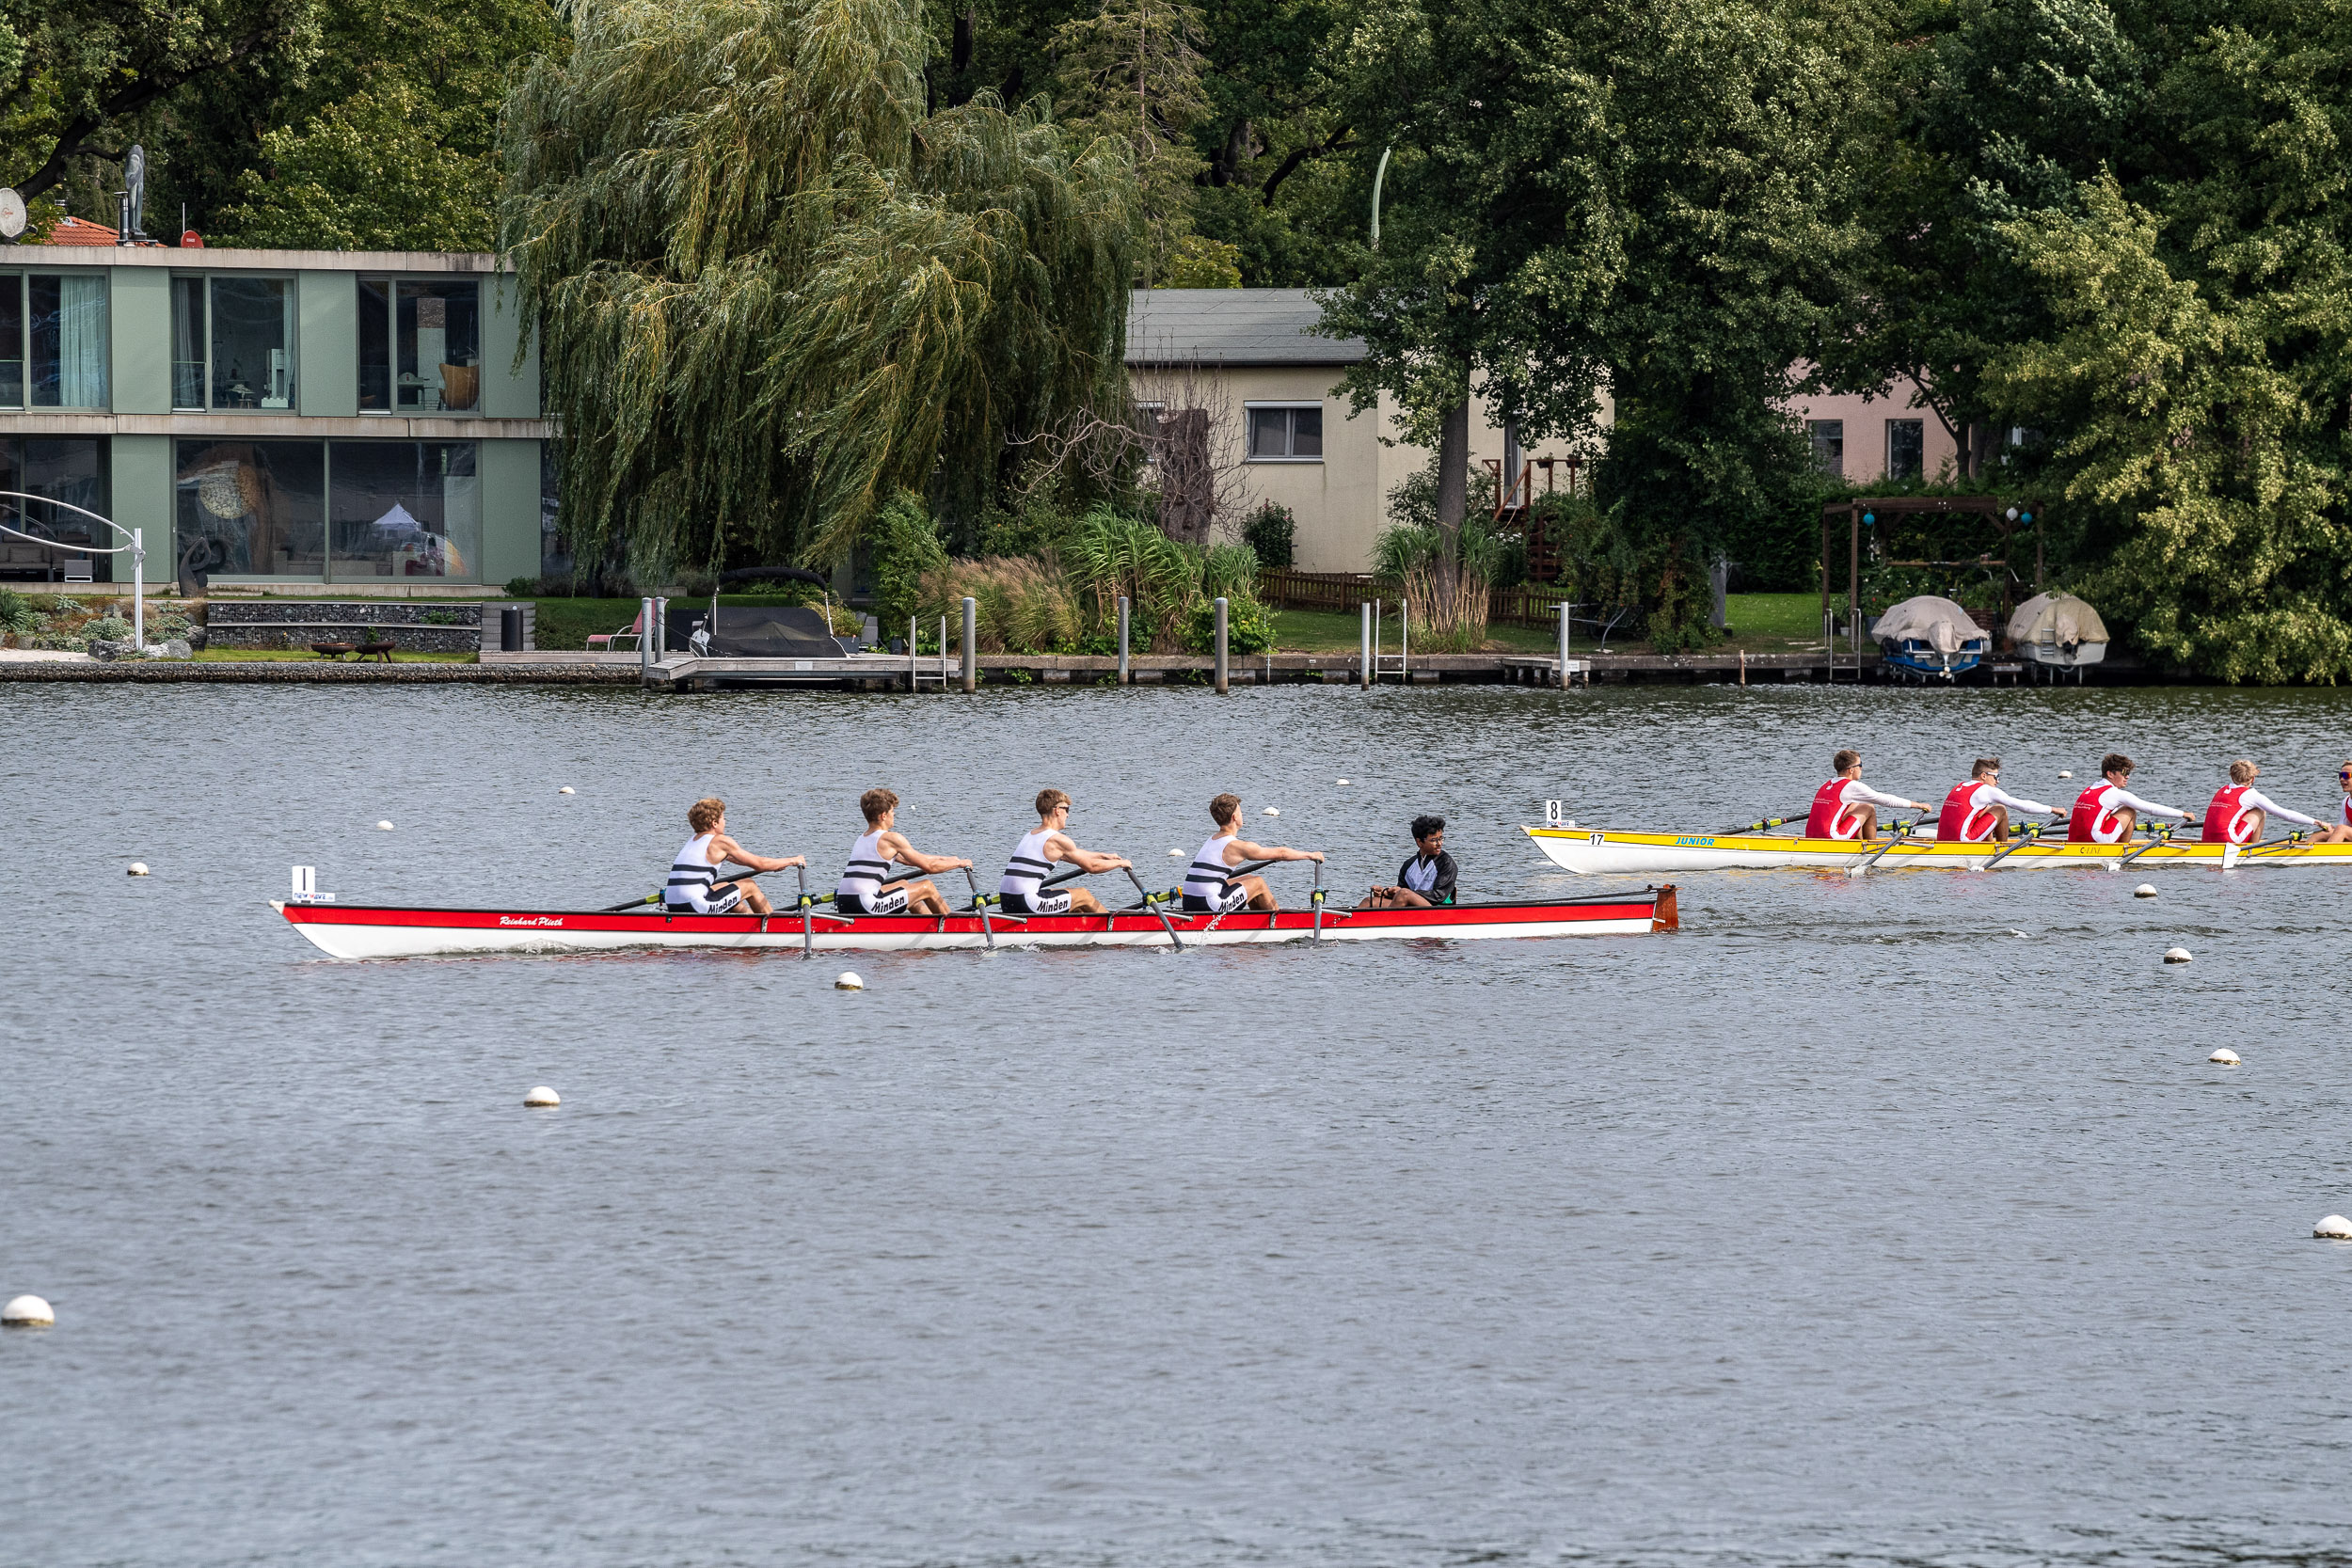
1784 378 1960 485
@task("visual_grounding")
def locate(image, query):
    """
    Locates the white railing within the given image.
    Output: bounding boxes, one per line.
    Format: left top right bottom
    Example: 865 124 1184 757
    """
0 493 144 648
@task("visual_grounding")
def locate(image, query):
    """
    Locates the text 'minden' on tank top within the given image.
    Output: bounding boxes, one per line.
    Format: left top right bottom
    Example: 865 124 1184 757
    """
837 827 892 899
667 832 721 907
1184 832 1237 900
1000 828 1057 898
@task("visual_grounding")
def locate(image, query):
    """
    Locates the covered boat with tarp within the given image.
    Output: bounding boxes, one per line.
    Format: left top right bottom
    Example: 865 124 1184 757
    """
1872 594 1990 680
2007 591 2107 673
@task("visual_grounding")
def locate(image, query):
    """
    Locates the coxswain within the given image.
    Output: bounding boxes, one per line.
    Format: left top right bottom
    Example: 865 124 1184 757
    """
665 797 803 915
2200 758 2317 845
1182 792 1324 912
1359 815 1456 909
1806 750 1931 842
1933 757 2054 844
2308 762 2352 844
2066 752 2189 843
835 787 970 915
997 788 1131 913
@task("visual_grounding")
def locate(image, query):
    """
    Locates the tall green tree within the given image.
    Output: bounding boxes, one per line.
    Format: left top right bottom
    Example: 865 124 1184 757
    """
1050 0 1209 283
501 0 1139 572
1320 0 1878 646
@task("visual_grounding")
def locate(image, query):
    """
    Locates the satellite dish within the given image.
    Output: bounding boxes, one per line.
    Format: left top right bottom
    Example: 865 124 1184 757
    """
0 189 24 241
126 146 146 238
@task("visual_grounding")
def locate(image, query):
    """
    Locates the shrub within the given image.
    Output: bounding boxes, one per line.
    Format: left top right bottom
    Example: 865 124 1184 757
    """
1058 507 1203 651
917 557 1082 653
869 489 948 634
1372 517 1504 651
1183 594 1277 655
503 576 541 597
1241 502 1295 569
0 588 34 634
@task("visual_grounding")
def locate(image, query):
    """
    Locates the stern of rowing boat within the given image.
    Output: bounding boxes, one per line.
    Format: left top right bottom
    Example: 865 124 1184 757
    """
1651 885 1678 932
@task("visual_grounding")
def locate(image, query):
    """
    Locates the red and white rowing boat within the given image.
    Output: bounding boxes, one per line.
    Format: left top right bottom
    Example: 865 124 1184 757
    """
274 887 1678 959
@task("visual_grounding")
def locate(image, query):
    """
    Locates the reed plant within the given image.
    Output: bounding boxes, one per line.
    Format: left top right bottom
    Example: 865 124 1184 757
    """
916 557 1083 652
1372 519 1503 651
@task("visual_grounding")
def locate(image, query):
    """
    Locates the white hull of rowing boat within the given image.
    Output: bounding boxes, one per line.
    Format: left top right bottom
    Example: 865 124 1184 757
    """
276 893 1675 960
1524 825 2352 875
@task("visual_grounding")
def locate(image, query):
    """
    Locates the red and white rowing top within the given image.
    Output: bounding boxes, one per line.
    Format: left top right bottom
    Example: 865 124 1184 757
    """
1807 775 1912 840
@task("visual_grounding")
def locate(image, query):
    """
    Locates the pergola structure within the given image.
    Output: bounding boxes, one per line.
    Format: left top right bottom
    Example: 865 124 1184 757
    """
1819 496 2042 675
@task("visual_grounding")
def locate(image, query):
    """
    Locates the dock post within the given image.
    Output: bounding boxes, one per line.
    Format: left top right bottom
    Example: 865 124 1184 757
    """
1359 601 1372 689
961 596 977 693
652 595 668 667
639 595 655 679
908 615 917 692
1557 600 1571 689
1214 597 1229 694
1118 595 1130 684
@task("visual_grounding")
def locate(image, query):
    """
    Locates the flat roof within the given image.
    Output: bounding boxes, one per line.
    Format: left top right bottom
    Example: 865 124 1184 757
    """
2 243 499 273
1126 289 1362 366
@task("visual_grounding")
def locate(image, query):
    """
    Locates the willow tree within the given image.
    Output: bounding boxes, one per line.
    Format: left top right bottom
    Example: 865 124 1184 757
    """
501 0 1139 572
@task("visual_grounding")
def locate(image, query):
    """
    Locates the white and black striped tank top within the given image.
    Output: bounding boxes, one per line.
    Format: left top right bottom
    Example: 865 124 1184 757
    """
1000 828 1056 898
1183 832 1236 899
666 832 721 907
837 828 891 898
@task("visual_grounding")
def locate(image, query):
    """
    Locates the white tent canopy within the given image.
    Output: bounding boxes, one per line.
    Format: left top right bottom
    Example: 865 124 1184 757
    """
2008 590 2108 651
1872 594 1987 654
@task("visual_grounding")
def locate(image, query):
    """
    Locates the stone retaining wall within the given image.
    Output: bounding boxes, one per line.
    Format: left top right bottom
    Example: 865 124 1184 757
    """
203 600 485 654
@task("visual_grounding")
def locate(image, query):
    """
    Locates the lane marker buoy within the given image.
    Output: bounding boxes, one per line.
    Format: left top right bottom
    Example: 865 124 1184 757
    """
1336 779 1350 785
559 785 576 795
2164 946 2193 964
2058 770 2074 779
524 1085 560 1107
2 1294 53 1327
2134 883 2156 898
2315 1214 2352 1240
1263 807 1279 816
1168 848 1183 856
2209 1048 2240 1066
377 820 395 831
835 972 864 990
127 863 149 877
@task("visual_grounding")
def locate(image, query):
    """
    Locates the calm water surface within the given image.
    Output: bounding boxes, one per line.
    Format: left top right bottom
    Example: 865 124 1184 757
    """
6 681 2351 1566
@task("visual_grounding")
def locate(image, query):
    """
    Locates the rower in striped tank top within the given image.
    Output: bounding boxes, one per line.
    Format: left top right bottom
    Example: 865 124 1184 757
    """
996 788 1133 914
1182 792 1325 913
834 787 970 915
663 797 803 915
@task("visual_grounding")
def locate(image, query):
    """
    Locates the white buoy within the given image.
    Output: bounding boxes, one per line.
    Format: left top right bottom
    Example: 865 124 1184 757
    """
2058 770 2074 779
2134 883 2157 898
2209 1048 2240 1066
376 820 395 831
559 785 576 795
126 862 149 877
1168 847 1183 857
1263 807 1280 816
2315 1214 2352 1240
834 971 864 991
2164 946 2193 964
1337 779 1350 785
2 1294 54 1327
524 1085 560 1107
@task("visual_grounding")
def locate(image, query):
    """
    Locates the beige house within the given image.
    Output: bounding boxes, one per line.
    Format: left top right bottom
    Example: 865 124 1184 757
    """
1126 290 1591 574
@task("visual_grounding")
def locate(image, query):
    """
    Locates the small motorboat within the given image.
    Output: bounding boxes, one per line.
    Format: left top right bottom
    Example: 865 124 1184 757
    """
1871 594 1991 681
2007 591 2108 677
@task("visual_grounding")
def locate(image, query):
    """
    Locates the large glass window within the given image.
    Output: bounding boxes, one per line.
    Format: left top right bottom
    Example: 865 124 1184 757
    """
0 275 23 406
174 440 326 578
1807 419 1845 475
330 441 480 579
0 437 113 581
1885 419 1925 480
28 274 107 407
169 277 207 409
209 277 295 409
357 278 481 412
1245 403 1323 460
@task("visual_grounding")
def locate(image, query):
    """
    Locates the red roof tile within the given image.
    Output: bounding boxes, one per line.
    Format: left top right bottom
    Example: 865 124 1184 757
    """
39 215 120 245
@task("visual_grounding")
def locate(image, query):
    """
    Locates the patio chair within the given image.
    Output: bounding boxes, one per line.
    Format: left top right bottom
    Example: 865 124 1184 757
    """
586 610 644 654
63 558 93 584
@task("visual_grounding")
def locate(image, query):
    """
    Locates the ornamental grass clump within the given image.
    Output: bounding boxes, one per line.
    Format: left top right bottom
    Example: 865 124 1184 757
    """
917 557 1083 653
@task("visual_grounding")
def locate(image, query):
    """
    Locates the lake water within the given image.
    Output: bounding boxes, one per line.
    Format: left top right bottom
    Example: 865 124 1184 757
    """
7 680 2351 1567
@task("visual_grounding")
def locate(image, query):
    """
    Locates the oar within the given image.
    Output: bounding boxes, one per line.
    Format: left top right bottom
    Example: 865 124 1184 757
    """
1723 810 1812 835
796 864 814 955
2117 823 2192 868
1980 818 2065 869
1123 865 1183 949
2226 829 2308 867
1846 819 1921 876
961 866 994 949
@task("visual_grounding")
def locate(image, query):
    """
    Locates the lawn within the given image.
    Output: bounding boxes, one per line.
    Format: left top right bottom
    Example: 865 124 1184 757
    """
531 594 826 650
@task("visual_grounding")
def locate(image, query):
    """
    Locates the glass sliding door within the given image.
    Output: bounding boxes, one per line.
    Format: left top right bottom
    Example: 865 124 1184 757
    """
0 274 22 406
0 436 109 581
329 441 481 580
170 277 207 410
28 274 107 407
210 277 295 409
174 439 326 577
357 279 392 410
398 282 480 410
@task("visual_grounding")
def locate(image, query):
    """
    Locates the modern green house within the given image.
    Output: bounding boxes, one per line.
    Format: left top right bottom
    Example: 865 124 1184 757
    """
1 234 548 594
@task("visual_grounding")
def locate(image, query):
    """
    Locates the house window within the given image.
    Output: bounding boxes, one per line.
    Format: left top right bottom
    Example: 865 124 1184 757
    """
170 277 296 410
175 439 326 577
357 278 481 412
0 436 110 580
329 441 480 579
1807 420 1844 476
0 275 22 406
1246 403 1323 461
18 273 107 407
1886 419 1924 480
